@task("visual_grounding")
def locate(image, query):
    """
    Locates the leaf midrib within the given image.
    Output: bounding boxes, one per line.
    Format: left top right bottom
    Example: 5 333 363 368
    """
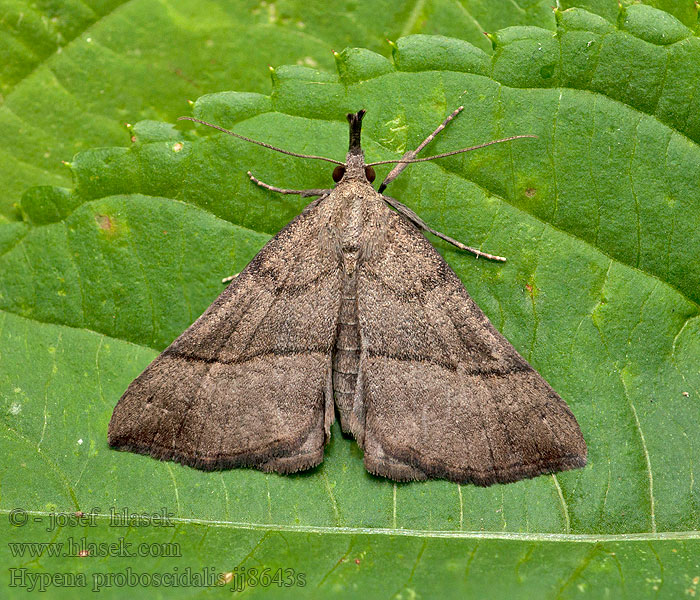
2 509 698 541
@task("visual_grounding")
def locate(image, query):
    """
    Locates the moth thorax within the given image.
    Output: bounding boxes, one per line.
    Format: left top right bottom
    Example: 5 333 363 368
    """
342 152 368 181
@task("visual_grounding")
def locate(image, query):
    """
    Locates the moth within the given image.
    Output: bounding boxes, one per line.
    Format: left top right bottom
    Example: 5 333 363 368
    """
108 107 587 486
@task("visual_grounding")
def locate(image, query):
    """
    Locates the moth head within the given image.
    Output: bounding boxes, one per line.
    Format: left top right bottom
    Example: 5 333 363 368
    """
336 109 376 185
332 164 375 184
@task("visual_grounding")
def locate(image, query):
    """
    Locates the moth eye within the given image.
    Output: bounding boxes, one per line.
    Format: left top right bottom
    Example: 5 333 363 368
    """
332 165 346 183
364 166 376 183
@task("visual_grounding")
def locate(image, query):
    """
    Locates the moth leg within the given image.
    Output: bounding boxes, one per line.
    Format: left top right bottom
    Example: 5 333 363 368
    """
381 195 507 262
377 106 464 193
247 171 331 198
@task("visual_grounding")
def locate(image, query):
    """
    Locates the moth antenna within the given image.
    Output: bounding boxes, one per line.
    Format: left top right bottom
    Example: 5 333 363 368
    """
367 134 538 166
177 116 345 166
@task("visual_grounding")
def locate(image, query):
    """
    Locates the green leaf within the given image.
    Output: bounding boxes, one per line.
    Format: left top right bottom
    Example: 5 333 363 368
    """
3 2 700 598
0 0 559 219
559 0 700 30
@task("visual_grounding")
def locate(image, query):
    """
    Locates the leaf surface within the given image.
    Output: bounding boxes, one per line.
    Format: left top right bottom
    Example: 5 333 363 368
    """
2 2 699 598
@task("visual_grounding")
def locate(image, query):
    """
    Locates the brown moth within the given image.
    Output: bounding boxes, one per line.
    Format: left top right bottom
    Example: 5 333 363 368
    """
108 107 587 485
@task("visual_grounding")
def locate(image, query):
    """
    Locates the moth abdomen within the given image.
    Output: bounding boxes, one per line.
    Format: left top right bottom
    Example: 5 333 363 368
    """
332 258 361 433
